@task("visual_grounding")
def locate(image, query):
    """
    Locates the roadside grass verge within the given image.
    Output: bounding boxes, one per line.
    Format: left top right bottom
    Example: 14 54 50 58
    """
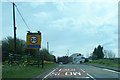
2 63 58 78
85 58 120 68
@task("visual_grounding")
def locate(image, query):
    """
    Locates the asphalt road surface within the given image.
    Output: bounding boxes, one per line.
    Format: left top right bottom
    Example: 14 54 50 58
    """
40 64 120 80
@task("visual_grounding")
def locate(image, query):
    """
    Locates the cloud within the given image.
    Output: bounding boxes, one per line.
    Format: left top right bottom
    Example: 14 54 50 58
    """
2 2 118 57
33 12 48 18
49 17 75 31
53 1 70 11
27 2 118 57
102 40 117 47
2 0 119 3
29 3 42 8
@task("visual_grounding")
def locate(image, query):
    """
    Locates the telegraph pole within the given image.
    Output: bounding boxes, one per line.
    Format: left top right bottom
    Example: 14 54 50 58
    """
13 3 17 57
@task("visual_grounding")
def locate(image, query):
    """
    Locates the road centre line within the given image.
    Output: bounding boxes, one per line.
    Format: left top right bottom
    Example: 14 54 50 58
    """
102 69 120 73
42 68 58 80
81 69 85 72
87 73 96 80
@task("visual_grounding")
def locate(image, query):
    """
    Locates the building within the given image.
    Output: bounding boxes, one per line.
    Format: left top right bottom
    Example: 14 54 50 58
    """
70 53 85 64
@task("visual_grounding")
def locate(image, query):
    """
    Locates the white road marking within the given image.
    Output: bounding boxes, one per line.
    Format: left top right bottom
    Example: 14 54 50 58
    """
85 77 90 78
87 73 96 80
75 77 90 78
103 69 120 73
81 69 85 72
65 72 81 76
50 72 60 76
73 72 81 75
65 72 73 76
42 68 58 80
60 68 76 71
81 77 90 78
59 69 61 71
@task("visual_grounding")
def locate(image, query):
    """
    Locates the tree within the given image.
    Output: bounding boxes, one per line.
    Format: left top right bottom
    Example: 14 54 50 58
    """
40 48 54 62
2 37 26 61
92 48 97 60
104 50 115 58
97 45 104 59
92 45 104 60
57 56 69 64
53 55 56 62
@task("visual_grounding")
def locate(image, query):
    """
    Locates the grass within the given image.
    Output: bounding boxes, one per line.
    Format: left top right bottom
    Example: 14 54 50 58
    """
2 63 58 78
86 58 120 68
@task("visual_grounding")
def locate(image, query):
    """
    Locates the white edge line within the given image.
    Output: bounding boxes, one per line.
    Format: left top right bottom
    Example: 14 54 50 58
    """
81 69 85 72
87 73 96 80
103 69 120 73
42 68 58 80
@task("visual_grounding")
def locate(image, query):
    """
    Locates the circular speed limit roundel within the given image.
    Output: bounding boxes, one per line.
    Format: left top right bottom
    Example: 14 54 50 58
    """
30 36 38 44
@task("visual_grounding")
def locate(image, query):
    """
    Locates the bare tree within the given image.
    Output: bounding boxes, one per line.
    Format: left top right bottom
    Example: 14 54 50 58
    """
104 50 115 58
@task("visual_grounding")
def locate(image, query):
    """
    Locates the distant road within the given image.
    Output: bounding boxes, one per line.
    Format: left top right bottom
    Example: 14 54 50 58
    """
39 64 120 80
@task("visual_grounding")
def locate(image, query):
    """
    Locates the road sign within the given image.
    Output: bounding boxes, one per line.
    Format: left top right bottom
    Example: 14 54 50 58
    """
26 32 41 48
30 36 37 44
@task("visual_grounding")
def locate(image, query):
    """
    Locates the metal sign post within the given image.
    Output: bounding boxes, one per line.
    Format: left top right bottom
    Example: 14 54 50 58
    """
42 51 44 68
38 49 40 67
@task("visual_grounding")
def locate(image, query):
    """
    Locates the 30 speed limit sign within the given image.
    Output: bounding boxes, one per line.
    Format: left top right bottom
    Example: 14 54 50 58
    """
30 36 38 44
26 33 41 48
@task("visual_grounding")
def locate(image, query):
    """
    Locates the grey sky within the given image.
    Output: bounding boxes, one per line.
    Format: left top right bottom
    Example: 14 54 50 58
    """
2 0 119 57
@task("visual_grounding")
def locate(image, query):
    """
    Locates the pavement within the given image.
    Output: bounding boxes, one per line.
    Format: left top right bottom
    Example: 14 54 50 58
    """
36 64 120 80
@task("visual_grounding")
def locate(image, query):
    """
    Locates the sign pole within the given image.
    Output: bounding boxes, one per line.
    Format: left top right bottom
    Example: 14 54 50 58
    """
42 51 44 68
38 48 40 67
26 31 41 68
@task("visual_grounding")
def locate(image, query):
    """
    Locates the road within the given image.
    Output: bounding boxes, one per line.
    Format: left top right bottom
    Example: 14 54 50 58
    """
39 64 120 80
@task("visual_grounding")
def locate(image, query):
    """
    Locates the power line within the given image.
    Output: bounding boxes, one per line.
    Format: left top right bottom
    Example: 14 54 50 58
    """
7 1 32 31
14 4 31 31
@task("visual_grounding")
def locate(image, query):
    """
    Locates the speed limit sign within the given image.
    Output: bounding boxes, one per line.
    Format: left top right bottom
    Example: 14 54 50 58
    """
26 32 41 48
30 36 38 44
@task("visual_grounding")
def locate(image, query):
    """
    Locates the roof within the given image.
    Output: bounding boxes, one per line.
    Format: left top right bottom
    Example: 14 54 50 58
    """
70 53 82 57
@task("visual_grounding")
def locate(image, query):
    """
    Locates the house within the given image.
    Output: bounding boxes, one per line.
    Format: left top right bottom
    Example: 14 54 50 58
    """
70 53 85 64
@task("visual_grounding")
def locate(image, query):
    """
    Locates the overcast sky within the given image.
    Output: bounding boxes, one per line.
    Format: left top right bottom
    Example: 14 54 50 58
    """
2 0 119 57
